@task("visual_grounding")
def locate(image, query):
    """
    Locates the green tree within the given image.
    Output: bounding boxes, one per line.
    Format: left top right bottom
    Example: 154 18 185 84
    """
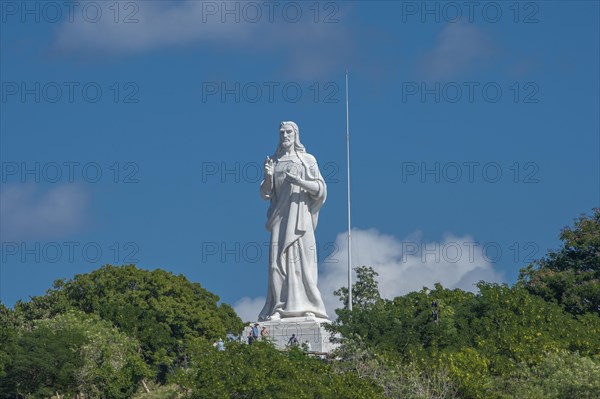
0 318 86 398
329 265 600 399
519 209 600 316
329 335 459 399
12 264 244 379
59 311 149 398
0 310 148 399
172 339 383 399
0 303 16 379
331 266 390 350
331 274 475 360
492 351 600 399
334 265 382 310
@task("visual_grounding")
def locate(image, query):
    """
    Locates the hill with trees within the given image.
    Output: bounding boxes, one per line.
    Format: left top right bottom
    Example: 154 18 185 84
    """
1 209 599 398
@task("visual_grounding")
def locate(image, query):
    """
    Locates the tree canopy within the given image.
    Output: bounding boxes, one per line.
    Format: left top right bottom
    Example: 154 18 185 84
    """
2 209 599 398
326 209 600 399
519 208 600 316
11 265 244 373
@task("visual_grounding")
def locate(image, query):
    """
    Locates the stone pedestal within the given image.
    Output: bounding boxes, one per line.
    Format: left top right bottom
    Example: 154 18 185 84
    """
245 317 339 353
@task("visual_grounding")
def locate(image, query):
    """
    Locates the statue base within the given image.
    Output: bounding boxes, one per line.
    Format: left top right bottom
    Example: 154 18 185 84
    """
244 316 339 354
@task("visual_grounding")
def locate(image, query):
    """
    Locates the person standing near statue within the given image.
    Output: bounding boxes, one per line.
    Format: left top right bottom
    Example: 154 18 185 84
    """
258 121 329 321
287 334 299 347
260 326 269 340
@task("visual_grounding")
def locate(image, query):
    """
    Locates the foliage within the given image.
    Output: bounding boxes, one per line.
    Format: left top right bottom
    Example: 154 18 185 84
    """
171 339 383 399
519 208 600 315
132 382 182 399
491 350 600 399
0 303 16 379
2 210 599 398
12 265 244 376
330 260 600 398
334 265 382 309
0 310 148 399
329 336 459 399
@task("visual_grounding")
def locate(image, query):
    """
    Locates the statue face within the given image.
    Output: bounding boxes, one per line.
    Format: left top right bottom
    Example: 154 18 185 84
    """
280 124 295 150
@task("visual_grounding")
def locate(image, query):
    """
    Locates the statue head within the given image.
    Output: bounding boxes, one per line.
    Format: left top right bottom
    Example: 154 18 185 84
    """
276 121 306 157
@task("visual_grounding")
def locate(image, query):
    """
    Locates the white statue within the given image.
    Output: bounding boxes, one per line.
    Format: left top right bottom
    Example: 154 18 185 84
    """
258 121 328 321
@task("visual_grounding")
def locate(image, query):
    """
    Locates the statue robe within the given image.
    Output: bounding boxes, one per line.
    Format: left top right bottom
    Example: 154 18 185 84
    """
258 151 328 320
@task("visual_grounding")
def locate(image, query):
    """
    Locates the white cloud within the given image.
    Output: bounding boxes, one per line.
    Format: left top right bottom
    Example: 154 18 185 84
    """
54 1 255 54
319 228 504 317
234 228 504 321
233 295 265 323
420 22 493 79
52 1 351 79
0 184 88 241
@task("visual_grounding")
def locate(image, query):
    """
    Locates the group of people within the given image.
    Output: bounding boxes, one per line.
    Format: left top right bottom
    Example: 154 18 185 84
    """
213 326 269 350
216 324 313 352
247 323 270 345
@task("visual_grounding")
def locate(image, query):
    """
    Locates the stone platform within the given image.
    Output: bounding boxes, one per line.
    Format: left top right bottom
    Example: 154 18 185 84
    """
244 316 339 353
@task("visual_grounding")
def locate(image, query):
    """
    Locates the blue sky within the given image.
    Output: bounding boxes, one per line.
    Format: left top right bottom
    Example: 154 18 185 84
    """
1 1 598 321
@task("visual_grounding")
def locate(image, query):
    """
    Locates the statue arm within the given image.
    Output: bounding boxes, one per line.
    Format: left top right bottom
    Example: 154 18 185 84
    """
260 177 273 199
285 156 326 198
293 178 320 196
261 156 274 200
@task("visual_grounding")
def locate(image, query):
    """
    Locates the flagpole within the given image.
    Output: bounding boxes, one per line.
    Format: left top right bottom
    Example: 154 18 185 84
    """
345 69 352 312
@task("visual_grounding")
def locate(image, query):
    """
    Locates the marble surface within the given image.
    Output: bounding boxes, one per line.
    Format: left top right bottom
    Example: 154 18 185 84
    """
258 121 329 321
245 317 339 353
